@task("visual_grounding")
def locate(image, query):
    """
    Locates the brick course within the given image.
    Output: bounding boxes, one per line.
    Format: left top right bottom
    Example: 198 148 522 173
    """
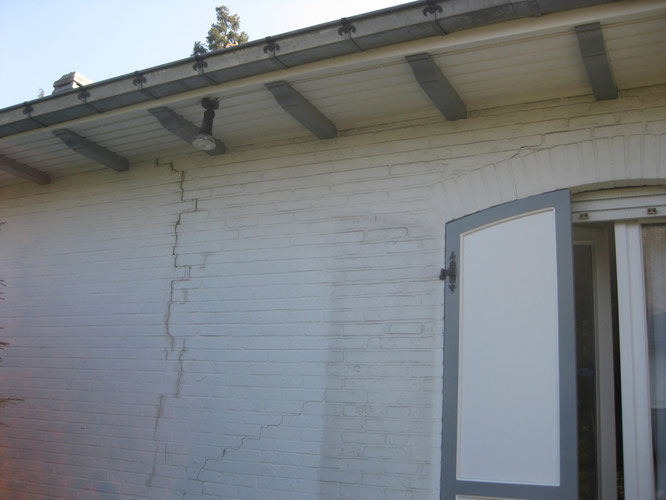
0 86 665 499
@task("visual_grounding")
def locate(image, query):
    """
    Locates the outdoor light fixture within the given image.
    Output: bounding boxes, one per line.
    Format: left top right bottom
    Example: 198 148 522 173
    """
192 98 219 151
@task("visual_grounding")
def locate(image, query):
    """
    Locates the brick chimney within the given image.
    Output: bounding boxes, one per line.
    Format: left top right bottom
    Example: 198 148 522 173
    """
52 72 93 95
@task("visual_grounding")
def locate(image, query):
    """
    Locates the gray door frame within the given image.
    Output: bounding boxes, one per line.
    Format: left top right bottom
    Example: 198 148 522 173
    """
441 189 578 500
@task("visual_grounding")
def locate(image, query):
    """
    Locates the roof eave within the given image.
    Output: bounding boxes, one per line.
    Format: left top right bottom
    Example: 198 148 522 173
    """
0 0 618 139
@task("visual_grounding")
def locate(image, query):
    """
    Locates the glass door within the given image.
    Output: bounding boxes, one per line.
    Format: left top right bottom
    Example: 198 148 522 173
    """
573 227 618 500
642 224 665 500
574 222 664 500
572 187 666 500
615 221 664 500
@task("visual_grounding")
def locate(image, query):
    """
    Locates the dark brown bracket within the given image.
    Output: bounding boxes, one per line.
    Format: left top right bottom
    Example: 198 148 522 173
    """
439 251 457 291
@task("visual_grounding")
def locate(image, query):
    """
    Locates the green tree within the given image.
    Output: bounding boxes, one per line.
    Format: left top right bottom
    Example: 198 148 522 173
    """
192 5 249 56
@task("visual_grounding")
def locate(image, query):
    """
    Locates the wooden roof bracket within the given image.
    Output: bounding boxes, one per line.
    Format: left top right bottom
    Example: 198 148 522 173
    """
0 154 51 185
406 53 467 121
575 22 618 100
53 129 129 172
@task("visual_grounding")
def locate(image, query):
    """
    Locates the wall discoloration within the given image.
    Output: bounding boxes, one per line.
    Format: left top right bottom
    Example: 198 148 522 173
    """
0 87 665 499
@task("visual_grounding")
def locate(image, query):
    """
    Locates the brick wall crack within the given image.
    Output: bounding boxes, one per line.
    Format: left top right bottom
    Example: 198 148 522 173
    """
149 161 199 497
506 135 546 162
186 398 324 497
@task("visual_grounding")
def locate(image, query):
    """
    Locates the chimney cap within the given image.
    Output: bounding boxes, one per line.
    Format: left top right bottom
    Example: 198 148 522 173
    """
52 71 94 95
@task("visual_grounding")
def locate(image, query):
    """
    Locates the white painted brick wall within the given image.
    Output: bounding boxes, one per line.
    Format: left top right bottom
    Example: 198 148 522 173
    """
0 86 665 499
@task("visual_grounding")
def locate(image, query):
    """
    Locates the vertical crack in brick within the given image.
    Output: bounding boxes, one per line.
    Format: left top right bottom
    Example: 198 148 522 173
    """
150 162 199 496
167 161 195 401
153 394 165 440
175 339 187 398
165 162 197 356
145 444 160 487
164 284 176 354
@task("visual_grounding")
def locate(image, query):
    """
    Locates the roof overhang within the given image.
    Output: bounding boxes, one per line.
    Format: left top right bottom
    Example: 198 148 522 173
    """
1 0 665 184
0 0 621 137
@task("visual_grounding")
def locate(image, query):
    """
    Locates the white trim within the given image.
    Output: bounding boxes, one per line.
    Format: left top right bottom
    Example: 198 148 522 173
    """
614 222 656 500
572 187 666 223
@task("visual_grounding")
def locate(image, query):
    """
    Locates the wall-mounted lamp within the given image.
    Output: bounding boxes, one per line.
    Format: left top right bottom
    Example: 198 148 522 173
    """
192 98 219 151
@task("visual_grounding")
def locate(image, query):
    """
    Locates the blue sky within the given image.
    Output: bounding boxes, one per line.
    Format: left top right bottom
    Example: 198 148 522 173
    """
0 0 406 110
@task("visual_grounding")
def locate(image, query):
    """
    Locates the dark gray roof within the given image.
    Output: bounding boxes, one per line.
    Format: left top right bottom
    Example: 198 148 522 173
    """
0 0 616 139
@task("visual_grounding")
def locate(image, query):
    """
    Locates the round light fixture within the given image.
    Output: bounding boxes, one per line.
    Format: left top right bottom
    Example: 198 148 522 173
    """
192 133 216 151
192 98 220 151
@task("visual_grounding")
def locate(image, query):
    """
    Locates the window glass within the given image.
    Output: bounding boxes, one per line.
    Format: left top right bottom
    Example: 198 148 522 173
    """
642 223 666 500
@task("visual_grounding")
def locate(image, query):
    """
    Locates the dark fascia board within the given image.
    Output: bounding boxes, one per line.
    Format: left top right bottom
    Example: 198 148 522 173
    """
575 22 617 100
148 107 225 155
406 53 467 121
265 81 337 140
53 129 129 172
0 0 619 139
0 154 51 185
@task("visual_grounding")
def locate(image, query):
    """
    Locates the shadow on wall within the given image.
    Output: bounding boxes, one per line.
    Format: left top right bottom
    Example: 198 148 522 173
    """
317 207 444 499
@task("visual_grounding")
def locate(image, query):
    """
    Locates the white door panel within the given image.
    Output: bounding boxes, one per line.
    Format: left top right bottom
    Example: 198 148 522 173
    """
442 190 577 500
457 209 560 485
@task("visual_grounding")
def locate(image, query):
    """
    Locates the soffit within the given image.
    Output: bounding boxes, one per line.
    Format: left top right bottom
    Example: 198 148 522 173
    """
0 5 664 184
